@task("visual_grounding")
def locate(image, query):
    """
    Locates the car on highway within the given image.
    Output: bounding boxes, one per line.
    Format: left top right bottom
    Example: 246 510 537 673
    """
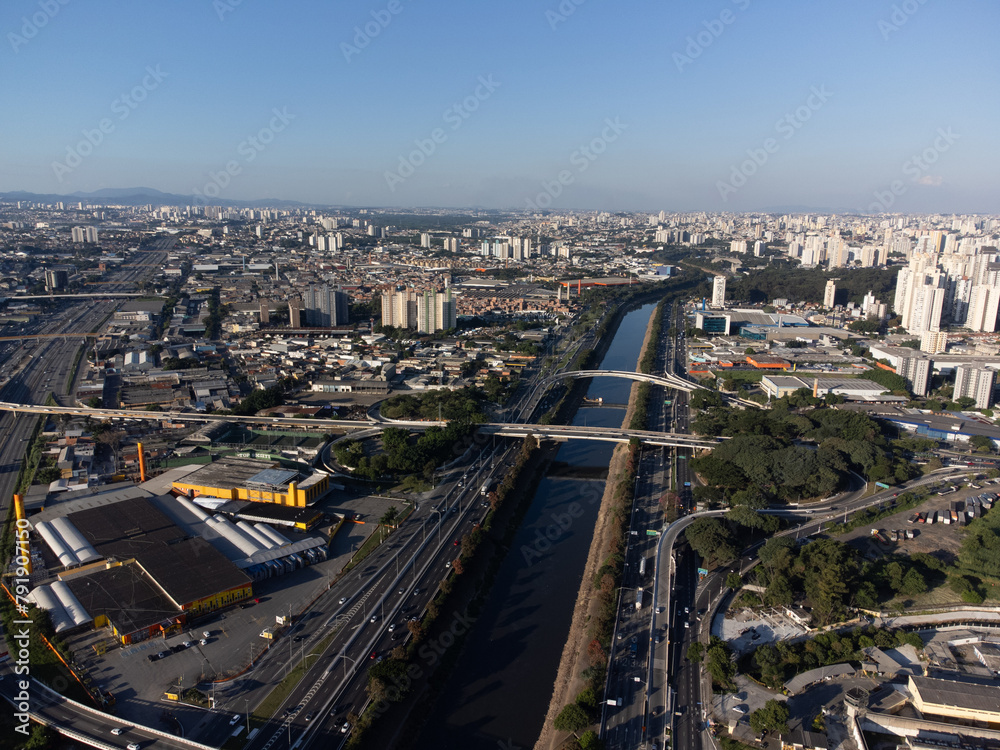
341 721 351 733
453 540 459 546
127 744 141 750
229 714 240 725
111 727 125 735
388 623 396 631
370 615 377 623
339 596 348 604
305 712 314 722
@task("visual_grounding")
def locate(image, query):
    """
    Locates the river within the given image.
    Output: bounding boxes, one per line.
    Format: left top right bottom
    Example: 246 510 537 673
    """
414 302 658 750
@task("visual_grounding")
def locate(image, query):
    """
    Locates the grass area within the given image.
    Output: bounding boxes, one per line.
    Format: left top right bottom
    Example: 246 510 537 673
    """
715 370 766 383
66 344 85 396
828 488 929 535
342 525 386 573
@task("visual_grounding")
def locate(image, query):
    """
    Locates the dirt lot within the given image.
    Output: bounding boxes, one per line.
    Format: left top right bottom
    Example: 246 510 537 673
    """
836 479 999 608
837 486 990 563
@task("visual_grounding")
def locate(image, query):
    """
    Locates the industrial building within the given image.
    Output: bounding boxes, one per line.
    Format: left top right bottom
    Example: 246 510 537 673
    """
170 456 330 509
908 675 1000 725
760 375 900 402
26 483 330 643
28 495 253 643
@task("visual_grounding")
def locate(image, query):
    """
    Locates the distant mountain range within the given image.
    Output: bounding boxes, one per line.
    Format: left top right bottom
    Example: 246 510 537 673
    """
0 187 313 209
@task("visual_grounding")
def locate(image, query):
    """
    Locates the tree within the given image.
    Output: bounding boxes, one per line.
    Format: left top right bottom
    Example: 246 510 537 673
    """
578 730 604 750
684 518 736 567
554 703 590 734
726 572 743 589
749 699 790 735
970 435 994 453
687 642 705 662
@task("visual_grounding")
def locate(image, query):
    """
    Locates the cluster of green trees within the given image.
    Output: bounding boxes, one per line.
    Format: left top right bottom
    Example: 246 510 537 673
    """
381 387 490 422
745 624 923 690
724 266 898 307
638 297 667 374
958 505 1000 580
860 367 909 394
334 421 476 481
691 403 918 502
688 636 737 691
232 384 285 415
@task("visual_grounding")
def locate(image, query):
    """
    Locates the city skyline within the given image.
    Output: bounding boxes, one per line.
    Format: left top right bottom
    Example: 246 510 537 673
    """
2 0 999 213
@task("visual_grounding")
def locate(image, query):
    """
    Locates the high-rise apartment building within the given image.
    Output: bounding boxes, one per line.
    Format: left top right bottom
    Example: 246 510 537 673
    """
954 366 997 409
417 289 456 333
381 290 418 329
711 276 726 307
302 286 349 327
823 279 837 309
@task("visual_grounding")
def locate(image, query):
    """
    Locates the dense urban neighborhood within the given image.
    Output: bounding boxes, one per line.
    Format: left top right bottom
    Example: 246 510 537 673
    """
2 201 1000 750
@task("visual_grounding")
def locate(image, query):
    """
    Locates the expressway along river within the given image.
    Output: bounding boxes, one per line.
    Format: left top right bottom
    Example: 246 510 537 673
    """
415 301 659 750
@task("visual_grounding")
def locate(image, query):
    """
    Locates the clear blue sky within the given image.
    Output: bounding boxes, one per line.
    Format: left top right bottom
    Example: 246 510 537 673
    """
2 0 998 213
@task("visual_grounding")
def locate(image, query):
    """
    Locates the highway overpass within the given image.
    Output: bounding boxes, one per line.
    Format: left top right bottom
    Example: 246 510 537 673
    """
0 403 720 449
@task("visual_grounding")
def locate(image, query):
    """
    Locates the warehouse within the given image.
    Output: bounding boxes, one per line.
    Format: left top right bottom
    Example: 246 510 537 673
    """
29 495 253 644
171 456 330 508
908 675 1000 725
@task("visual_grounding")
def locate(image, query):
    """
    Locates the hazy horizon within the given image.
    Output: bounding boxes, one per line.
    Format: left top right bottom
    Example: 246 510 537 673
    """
3 0 998 214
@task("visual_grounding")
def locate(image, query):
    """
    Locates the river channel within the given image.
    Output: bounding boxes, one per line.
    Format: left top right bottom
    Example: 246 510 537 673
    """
414 301 658 750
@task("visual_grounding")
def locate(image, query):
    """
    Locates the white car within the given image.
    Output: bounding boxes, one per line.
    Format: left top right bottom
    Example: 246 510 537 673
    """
341 722 351 734
339 597 347 605
388 623 396 631
202 631 211 638
127 743 141 750
111 727 125 736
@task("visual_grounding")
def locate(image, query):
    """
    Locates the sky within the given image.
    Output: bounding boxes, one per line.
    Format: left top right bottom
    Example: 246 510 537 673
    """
2 0 998 213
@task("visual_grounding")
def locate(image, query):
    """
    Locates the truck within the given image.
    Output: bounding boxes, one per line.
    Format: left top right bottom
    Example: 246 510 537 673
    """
480 483 489 496
606 698 622 707
639 557 646 577
635 587 644 611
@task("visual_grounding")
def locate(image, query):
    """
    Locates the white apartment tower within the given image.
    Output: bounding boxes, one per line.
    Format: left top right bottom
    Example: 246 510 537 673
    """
823 279 837 309
954 366 997 409
711 276 727 307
